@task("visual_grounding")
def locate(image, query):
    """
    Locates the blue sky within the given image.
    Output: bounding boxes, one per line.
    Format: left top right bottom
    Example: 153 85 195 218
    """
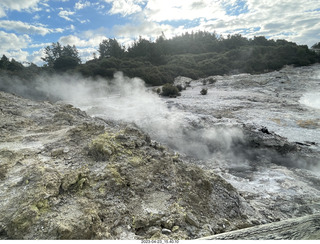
0 0 319 65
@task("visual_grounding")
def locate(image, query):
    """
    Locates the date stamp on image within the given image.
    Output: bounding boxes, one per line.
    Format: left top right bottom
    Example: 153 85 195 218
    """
141 240 179 244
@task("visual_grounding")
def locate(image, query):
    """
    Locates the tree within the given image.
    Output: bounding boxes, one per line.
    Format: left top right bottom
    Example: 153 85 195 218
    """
42 42 63 67
127 37 152 58
42 42 81 70
98 38 125 59
53 56 80 72
251 36 274 46
0 55 10 69
62 45 81 63
7 58 24 72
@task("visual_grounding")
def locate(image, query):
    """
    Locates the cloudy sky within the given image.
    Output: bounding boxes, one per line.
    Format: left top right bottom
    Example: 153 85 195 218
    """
1 0 319 65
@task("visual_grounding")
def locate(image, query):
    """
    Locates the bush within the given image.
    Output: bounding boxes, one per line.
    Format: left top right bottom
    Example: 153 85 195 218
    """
200 88 208 95
176 84 183 91
161 83 180 97
208 78 217 84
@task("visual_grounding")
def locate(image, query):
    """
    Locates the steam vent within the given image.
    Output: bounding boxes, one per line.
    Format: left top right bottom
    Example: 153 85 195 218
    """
1 64 320 240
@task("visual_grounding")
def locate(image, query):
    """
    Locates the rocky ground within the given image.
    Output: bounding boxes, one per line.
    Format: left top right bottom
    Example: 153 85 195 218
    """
1 64 320 240
0 91 256 240
170 64 320 229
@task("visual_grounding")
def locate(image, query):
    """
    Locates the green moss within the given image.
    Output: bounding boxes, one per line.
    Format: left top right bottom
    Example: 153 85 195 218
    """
107 164 125 186
77 177 87 189
89 132 119 160
88 131 133 161
170 202 186 216
10 199 50 235
172 154 180 162
129 156 144 167
36 199 49 213
172 226 180 232
98 187 106 194
61 172 88 192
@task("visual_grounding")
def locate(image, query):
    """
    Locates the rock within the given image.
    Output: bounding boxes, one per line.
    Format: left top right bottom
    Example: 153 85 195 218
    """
162 228 172 235
147 226 161 236
260 127 271 134
172 226 180 232
0 91 256 240
2 64 320 240
185 212 200 228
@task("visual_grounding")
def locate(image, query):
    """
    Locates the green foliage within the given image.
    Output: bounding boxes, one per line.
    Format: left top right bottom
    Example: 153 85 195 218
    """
98 38 125 59
42 42 81 71
7 59 24 72
0 55 24 72
1 31 319 88
0 55 10 69
200 88 208 95
312 42 320 50
53 56 80 72
161 83 180 97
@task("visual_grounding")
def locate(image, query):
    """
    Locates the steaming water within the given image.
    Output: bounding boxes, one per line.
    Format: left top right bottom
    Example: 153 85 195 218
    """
300 92 320 109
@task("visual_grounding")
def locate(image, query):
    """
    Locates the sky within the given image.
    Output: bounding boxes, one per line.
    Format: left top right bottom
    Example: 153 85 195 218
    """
0 0 319 65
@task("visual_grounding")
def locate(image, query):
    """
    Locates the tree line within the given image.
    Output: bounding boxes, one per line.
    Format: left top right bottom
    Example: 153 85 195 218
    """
1 31 320 86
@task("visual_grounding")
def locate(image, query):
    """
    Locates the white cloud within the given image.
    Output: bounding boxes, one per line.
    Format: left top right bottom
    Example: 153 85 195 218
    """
59 35 87 46
0 31 31 62
57 33 113 62
28 48 46 65
144 0 226 22
103 0 146 16
58 10 75 21
0 8 5 18
59 34 107 48
0 0 42 17
75 0 91 10
33 14 41 20
224 0 320 46
113 20 175 39
29 42 52 49
0 20 55 36
102 0 320 47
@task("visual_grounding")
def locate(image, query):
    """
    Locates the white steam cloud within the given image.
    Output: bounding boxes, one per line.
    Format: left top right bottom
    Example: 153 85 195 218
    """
300 92 320 110
32 72 244 159
1 71 318 169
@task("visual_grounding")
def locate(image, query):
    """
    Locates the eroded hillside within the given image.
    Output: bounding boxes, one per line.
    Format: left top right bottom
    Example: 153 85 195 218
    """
0 91 255 240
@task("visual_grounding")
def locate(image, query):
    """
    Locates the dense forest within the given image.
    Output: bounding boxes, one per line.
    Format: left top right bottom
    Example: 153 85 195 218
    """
1 31 320 86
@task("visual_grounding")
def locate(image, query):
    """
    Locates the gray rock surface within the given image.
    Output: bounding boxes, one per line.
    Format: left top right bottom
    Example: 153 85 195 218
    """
1 64 320 240
0 91 252 240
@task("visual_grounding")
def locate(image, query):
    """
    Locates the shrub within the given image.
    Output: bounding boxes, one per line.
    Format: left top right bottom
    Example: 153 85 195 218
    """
161 83 180 97
176 84 183 91
200 88 208 95
208 78 217 84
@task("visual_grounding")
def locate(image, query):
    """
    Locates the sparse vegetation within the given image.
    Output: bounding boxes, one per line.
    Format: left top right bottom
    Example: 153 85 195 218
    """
200 88 208 95
208 78 217 84
161 83 181 97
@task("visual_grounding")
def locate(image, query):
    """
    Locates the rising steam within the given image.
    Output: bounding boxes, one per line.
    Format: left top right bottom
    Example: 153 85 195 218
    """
39 72 245 159
300 92 320 110
1 71 318 171
0 71 244 159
